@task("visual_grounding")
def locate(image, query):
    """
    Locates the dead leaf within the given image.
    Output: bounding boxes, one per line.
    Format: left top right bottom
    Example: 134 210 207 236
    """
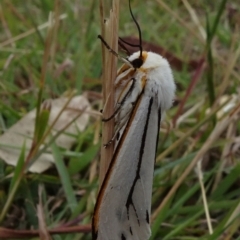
0 95 90 173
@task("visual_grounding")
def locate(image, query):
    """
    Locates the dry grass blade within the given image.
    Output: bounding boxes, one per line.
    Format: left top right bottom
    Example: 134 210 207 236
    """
181 0 206 40
37 185 52 240
212 115 238 191
223 202 240 238
173 59 205 126
0 14 67 47
99 0 120 185
196 160 213 234
156 0 204 44
217 41 240 99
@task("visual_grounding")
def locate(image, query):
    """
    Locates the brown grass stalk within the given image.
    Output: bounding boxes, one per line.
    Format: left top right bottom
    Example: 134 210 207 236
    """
99 0 120 185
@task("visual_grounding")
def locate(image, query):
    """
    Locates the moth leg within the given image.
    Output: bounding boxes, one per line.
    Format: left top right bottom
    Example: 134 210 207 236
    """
103 122 125 148
103 103 134 148
102 78 137 147
102 78 136 122
102 102 121 122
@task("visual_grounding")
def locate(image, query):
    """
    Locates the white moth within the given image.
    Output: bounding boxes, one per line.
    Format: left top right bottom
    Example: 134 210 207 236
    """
92 3 176 240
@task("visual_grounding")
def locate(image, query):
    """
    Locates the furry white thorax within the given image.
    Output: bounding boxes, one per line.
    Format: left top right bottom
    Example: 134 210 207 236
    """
128 51 176 113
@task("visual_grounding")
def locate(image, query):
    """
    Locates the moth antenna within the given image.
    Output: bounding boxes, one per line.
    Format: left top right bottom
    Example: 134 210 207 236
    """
118 38 131 55
98 35 132 66
98 35 119 58
128 0 143 58
119 37 140 48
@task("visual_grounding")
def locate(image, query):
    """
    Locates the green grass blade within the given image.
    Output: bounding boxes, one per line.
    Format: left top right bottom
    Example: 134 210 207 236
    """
0 141 26 222
209 0 228 42
211 163 240 200
163 210 204 239
68 143 100 175
205 14 215 107
150 199 171 240
205 0 228 107
51 140 78 213
35 102 51 143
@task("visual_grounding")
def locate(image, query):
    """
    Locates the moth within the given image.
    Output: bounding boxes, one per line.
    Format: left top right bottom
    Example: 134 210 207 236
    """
92 1 176 240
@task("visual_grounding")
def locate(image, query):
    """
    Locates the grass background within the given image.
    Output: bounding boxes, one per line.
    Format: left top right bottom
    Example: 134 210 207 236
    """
0 0 240 239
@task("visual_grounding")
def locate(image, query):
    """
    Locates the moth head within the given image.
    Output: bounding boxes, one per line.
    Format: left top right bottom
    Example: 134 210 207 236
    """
130 56 143 69
128 51 171 70
127 51 149 69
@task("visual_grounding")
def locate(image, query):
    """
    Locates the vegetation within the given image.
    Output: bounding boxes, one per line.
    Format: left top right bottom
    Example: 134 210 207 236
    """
0 0 240 239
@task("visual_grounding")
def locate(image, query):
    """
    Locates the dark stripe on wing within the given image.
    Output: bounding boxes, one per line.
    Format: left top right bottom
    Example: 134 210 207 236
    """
125 97 153 224
146 210 150 224
121 233 126 240
129 226 133 235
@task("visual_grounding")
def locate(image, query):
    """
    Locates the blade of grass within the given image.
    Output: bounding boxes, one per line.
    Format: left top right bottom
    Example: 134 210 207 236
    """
150 199 171 240
205 14 215 107
211 163 240 200
0 141 26 222
51 140 78 213
99 0 120 185
163 210 204 239
208 0 228 43
0 14 67 47
68 143 100 175
223 202 240 239
203 200 240 240
35 101 51 143
205 0 228 107
196 160 213 234
33 12 54 147
156 0 204 44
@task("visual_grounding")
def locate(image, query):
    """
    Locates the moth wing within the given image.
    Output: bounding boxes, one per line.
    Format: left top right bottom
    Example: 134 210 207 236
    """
95 91 160 240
